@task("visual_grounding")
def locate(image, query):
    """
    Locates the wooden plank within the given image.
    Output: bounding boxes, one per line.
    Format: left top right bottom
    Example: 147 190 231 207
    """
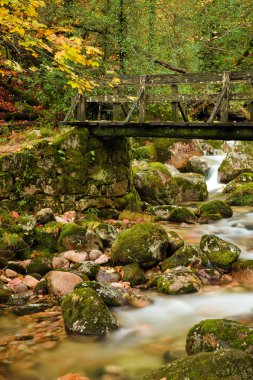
220 72 230 122
60 121 253 141
178 102 189 122
171 84 178 121
250 80 253 122
63 93 80 122
124 86 145 122
77 95 86 122
138 76 146 122
207 86 227 122
113 87 121 120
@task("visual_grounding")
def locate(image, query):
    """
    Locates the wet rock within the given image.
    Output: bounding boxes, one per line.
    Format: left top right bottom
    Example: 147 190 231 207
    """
186 156 210 176
197 200 233 223
96 267 121 284
126 291 151 308
36 208 55 224
186 318 253 356
174 173 208 202
226 183 253 206
161 245 206 271
200 234 241 271
122 263 147 286
61 288 119 335
111 223 168 267
7 293 30 306
63 250 88 263
75 281 128 306
197 268 221 285
218 141 253 183
232 260 253 286
133 162 179 205
223 172 253 193
5 269 18 279
45 271 83 299
167 206 197 224
139 349 253 380
52 256 70 269
157 266 201 295
89 249 103 261
7 278 28 293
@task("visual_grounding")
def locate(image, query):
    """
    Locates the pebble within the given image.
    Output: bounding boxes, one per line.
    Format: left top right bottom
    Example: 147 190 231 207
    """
63 250 88 263
96 268 121 284
52 256 70 269
8 279 28 293
89 249 103 261
46 271 83 298
94 254 109 265
57 375 90 380
5 269 18 279
23 275 39 289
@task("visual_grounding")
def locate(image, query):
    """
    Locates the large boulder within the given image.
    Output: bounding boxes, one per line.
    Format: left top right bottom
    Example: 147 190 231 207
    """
133 162 179 205
218 141 253 183
223 173 253 193
173 173 208 202
61 288 119 335
186 319 253 356
197 200 233 223
139 349 253 380
226 183 253 206
186 156 210 176
157 266 201 295
161 245 206 271
111 223 168 267
75 281 128 306
200 234 240 271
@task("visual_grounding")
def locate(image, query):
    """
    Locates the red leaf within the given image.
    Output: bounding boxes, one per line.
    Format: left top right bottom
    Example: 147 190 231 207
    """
12 211 19 219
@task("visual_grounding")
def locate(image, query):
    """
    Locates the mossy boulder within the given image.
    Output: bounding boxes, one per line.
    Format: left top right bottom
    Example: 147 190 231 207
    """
161 245 206 271
35 222 63 252
186 319 253 356
133 162 179 205
226 183 253 206
58 223 103 252
173 173 208 202
139 349 253 380
223 173 253 193
75 281 128 306
26 256 52 276
111 223 169 267
157 266 201 295
122 263 147 286
0 281 11 303
167 231 184 254
73 261 100 279
132 144 157 162
145 205 174 221
61 288 119 335
200 234 240 271
0 232 30 260
186 156 210 176
218 141 253 183
197 200 233 224
168 206 197 224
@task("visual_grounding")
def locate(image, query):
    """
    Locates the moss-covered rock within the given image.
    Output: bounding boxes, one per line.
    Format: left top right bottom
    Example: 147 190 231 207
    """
168 206 197 224
0 281 11 303
73 261 100 279
139 349 253 380
174 173 208 202
157 266 201 295
75 281 128 306
200 234 240 271
93 223 117 247
61 288 119 335
26 256 52 276
133 162 179 205
145 205 174 221
167 231 184 254
223 173 253 193
186 156 210 176
119 210 155 223
197 200 233 223
226 183 253 206
132 144 157 162
186 319 253 356
111 223 169 267
161 245 206 271
122 263 147 286
218 141 253 183
58 223 103 253
0 232 30 260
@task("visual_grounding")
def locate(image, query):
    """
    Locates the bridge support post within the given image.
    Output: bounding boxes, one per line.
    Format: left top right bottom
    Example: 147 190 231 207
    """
77 95 86 121
220 72 230 122
171 84 178 121
138 76 146 122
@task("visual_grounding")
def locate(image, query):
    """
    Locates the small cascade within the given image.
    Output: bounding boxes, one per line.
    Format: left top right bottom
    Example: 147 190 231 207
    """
205 155 226 193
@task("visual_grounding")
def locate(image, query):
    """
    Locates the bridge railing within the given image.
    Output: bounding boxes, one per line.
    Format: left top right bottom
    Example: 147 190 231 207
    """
64 71 253 123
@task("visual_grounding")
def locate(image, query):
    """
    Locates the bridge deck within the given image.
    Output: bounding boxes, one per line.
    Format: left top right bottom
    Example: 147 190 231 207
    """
61 121 253 141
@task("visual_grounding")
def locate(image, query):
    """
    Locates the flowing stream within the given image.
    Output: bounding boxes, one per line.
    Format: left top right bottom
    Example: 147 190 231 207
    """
2 152 253 380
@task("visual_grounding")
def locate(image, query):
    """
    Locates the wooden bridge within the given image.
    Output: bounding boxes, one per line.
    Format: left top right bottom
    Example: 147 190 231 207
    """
61 71 253 140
